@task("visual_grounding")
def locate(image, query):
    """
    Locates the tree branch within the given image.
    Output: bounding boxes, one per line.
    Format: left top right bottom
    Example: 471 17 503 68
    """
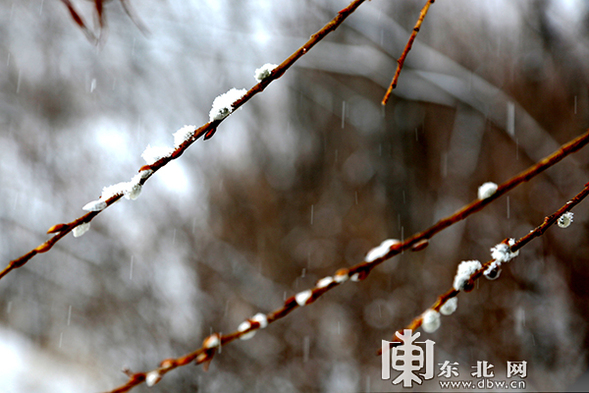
1 0 368 283
379 182 589 352
103 129 589 392
381 0 436 105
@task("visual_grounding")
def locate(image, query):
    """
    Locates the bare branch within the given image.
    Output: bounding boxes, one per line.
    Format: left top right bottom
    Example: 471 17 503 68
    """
382 0 436 105
59 0 98 43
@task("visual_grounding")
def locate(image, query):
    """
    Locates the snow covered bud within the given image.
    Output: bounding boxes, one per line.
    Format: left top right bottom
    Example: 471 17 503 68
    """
125 173 144 200
138 169 153 180
411 239 429 252
478 182 498 200
82 199 107 212
238 313 267 340
483 263 501 280
126 183 142 201
440 297 458 316
145 370 162 387
421 309 441 333
101 182 129 201
173 125 196 148
316 276 334 289
237 321 255 340
350 269 370 282
141 145 174 165
295 289 314 306
254 63 278 81
557 212 574 228
453 260 482 291
490 239 519 264
333 268 349 284
251 313 268 329
73 222 91 238
365 239 400 263
203 333 221 349
209 88 247 121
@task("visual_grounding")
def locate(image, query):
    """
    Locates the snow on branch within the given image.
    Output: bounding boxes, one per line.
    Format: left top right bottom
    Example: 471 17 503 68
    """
478 182 498 200
380 182 589 349
5 2 589 391
557 212 574 228
254 63 278 82
0 0 370 282
209 88 247 121
103 131 589 392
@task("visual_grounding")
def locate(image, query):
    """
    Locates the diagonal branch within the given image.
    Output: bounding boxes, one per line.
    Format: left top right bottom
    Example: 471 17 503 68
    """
60 0 98 43
103 129 589 392
0 0 368 283
381 0 436 105
380 181 589 351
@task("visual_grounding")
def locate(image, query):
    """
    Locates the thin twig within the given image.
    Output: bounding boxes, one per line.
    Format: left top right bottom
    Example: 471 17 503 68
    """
380 181 589 351
120 0 150 36
60 0 148 43
381 0 436 106
103 130 589 392
60 0 98 43
1 0 368 282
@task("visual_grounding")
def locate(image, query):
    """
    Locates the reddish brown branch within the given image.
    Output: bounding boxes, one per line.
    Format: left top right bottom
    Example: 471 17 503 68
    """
380 182 589 352
2 0 368 283
60 0 98 43
394 129 589 256
0 193 123 280
60 0 147 44
381 0 436 106
103 131 589 392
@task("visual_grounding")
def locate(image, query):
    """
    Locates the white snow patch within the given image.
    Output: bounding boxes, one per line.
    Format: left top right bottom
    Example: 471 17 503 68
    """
453 260 481 291
254 63 277 81
365 239 400 262
82 200 106 212
422 309 441 333
72 222 91 238
478 182 498 200
440 298 458 316
209 88 247 121
295 290 313 306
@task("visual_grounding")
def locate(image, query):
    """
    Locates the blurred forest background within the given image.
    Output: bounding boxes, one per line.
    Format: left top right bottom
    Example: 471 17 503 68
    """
1 0 589 392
